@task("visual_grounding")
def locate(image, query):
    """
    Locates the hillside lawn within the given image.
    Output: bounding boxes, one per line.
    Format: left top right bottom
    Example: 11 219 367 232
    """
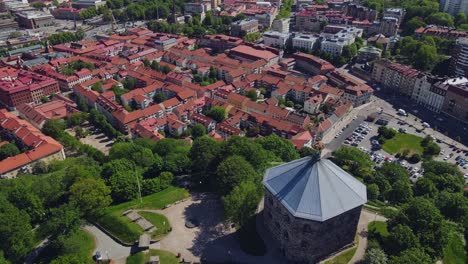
95 187 189 244
443 225 467 264
126 249 179 264
139 211 171 239
382 133 424 155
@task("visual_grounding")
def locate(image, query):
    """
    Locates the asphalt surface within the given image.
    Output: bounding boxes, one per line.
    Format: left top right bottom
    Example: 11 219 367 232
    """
82 225 131 261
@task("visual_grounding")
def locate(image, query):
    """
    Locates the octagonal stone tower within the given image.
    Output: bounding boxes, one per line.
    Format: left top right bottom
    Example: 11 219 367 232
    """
262 155 367 263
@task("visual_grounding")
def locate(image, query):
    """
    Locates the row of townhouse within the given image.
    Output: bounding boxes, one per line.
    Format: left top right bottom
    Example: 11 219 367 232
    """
372 59 468 124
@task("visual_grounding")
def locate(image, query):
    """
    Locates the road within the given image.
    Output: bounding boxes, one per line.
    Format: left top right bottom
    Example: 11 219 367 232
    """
82 225 131 262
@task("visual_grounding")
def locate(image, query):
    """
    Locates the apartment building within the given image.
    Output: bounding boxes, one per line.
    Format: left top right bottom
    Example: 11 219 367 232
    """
450 37 468 78
411 74 446 112
230 19 259 37
439 0 468 16
292 34 318 51
293 52 335 75
16 11 54 29
0 66 60 109
272 18 290 34
379 17 399 36
441 78 468 124
263 31 290 48
372 60 420 96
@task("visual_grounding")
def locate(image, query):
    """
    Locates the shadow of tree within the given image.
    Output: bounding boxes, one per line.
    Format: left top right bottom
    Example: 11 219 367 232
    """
182 193 227 257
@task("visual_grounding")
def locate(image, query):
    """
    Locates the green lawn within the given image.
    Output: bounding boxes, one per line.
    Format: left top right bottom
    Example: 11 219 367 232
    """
95 187 189 244
325 247 357 264
139 211 171 239
368 221 389 237
126 249 179 264
35 230 95 264
443 226 467 264
382 133 424 155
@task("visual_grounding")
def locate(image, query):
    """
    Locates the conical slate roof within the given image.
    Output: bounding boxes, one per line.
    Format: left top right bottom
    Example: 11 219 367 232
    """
263 156 367 222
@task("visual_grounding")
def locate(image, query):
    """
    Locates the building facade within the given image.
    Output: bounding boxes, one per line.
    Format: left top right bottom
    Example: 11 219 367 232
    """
262 31 290 48
441 78 468 124
230 19 259 37
450 37 468 78
272 18 290 33
16 11 54 29
292 34 317 51
0 66 60 109
439 0 468 16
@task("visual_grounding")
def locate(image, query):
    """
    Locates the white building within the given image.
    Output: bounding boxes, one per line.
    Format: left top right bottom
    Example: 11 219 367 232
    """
411 74 446 113
292 34 317 50
272 18 290 33
263 31 290 48
320 27 363 56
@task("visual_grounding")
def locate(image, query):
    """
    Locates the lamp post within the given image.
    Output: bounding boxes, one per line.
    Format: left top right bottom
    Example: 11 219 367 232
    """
135 165 142 204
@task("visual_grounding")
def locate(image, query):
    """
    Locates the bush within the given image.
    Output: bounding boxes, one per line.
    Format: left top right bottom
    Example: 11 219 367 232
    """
408 153 421 163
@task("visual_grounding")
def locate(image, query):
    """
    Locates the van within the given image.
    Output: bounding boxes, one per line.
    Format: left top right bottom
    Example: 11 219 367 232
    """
397 109 407 116
422 122 430 128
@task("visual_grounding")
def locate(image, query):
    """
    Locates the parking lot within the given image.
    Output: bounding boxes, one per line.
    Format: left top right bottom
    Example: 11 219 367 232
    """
333 112 468 182
66 124 114 155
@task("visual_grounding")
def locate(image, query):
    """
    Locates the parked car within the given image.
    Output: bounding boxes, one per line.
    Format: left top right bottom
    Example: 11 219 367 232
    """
95 251 102 261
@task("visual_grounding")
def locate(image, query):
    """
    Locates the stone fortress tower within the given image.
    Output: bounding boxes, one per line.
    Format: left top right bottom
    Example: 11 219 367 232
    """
262 155 367 263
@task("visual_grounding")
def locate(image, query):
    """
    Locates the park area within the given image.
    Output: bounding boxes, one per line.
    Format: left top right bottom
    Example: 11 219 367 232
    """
382 133 424 155
95 187 189 244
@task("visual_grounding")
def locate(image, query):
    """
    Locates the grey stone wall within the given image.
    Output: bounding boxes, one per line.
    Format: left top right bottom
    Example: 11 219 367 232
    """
263 190 361 264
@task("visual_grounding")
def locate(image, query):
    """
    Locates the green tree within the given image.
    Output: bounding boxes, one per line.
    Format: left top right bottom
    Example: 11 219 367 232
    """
403 17 426 35
388 180 413 204
332 146 374 178
425 172 464 193
225 136 279 171
153 93 167 103
101 159 136 181
387 224 420 254
390 198 449 258
8 188 45 224
422 160 462 177
205 106 226 122
367 183 380 200
298 147 319 158
42 119 66 138
413 177 438 198
413 45 438 71
191 124 206 139
189 136 223 185
454 11 466 26
435 191 468 223
42 205 82 238
425 12 454 27
109 170 142 202
389 248 432 264
363 248 388 264
256 134 299 162
378 126 396 139
109 142 162 168
223 181 262 226
246 90 257 101
215 155 258 194
0 200 33 262
0 143 20 160
69 178 112 217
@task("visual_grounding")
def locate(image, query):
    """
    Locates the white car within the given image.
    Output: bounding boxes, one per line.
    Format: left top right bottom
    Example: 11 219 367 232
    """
444 156 449 161
464 173 468 179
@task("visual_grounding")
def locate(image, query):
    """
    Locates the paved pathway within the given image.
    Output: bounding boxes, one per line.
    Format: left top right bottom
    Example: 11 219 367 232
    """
24 237 50 264
82 225 131 262
349 209 387 264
